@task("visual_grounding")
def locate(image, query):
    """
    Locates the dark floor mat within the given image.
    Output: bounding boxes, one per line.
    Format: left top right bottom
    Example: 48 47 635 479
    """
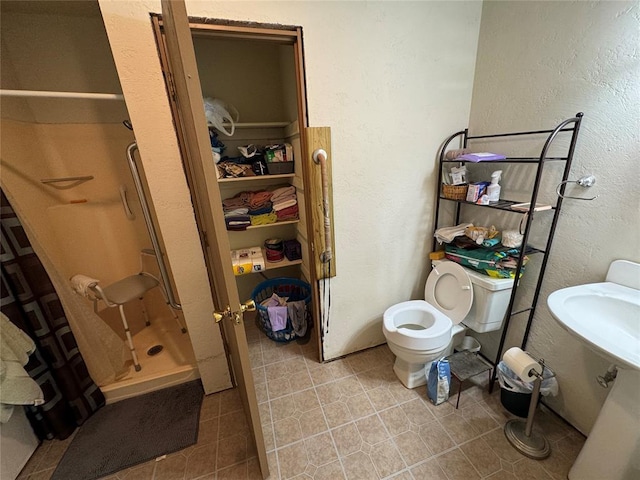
52 380 203 480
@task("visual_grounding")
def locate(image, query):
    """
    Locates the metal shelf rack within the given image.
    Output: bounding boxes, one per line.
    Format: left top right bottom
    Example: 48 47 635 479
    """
431 113 584 391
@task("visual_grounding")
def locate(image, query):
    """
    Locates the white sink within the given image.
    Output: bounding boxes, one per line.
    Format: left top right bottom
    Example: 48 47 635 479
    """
547 260 640 480
547 281 640 370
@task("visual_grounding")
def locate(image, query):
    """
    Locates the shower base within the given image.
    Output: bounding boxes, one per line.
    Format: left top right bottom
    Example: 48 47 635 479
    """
101 312 199 404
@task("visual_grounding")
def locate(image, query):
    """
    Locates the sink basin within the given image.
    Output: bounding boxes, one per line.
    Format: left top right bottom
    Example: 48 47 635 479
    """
548 281 640 370
547 260 640 479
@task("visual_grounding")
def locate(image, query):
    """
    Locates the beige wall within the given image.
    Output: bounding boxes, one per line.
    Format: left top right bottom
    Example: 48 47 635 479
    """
98 0 483 366
468 0 640 434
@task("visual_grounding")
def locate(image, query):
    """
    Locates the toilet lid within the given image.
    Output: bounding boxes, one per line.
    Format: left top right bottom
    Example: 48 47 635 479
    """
424 261 473 324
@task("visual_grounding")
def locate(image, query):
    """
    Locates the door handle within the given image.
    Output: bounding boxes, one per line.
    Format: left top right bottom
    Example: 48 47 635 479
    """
241 299 256 313
213 306 231 323
214 300 255 324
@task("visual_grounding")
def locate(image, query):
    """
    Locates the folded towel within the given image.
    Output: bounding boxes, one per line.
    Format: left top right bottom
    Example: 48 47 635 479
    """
250 211 278 226
247 202 273 216
276 204 299 221
249 190 273 209
224 207 249 216
273 198 297 212
270 185 296 203
70 274 100 298
225 215 251 231
0 313 44 423
222 191 252 210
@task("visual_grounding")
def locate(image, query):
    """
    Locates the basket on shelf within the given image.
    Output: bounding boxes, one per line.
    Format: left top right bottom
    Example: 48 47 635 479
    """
251 277 311 343
442 183 468 200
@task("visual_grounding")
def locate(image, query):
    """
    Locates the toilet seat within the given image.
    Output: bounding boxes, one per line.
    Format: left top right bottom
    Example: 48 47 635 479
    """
424 261 473 324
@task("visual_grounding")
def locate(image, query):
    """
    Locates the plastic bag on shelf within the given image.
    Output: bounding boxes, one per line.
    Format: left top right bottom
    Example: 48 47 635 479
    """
203 97 239 136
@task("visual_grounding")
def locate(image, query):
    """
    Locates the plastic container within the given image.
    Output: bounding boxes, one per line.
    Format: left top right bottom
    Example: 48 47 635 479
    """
266 161 294 175
264 238 284 262
251 277 311 343
500 387 534 418
487 170 502 202
454 335 481 353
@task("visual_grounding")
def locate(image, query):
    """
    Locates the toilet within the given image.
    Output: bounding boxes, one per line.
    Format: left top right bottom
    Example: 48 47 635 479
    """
383 259 514 388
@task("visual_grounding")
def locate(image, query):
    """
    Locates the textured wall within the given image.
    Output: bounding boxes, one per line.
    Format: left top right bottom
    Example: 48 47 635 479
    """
98 0 483 367
468 0 640 434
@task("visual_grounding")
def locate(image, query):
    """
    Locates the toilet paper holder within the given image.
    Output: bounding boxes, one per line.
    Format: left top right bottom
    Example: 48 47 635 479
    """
503 348 552 460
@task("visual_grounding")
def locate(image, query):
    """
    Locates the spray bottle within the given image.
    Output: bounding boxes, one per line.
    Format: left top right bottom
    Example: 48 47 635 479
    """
487 170 502 202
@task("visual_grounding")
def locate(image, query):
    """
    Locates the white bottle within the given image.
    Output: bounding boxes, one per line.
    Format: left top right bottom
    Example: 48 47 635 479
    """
487 170 502 202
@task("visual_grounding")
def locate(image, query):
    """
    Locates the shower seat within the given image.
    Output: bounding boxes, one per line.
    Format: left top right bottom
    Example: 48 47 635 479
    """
89 272 186 372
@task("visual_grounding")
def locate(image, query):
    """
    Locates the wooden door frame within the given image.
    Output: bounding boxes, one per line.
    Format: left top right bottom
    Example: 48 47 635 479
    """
151 14 323 364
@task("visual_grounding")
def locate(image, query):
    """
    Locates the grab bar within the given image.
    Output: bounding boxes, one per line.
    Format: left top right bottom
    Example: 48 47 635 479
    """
41 175 94 186
126 142 181 310
312 149 333 263
119 185 135 220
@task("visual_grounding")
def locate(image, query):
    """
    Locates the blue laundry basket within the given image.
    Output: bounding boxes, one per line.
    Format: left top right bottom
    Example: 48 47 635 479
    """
251 277 311 342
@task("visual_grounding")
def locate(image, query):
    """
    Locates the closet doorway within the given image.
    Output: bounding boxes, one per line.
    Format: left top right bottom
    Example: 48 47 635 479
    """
153 1 336 476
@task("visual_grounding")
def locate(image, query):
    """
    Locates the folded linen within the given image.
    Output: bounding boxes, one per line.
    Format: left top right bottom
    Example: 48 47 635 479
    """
70 274 100 298
225 215 251 231
247 202 273 216
250 212 278 226
273 198 297 212
222 191 252 210
224 207 249 217
276 204 299 221
249 190 273 209
270 185 296 203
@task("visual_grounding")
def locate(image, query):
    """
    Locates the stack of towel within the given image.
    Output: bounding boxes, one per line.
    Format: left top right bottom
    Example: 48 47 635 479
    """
222 192 251 230
222 186 298 230
270 186 299 221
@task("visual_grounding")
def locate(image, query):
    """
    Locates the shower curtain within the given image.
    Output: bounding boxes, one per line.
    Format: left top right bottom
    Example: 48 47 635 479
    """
0 188 131 423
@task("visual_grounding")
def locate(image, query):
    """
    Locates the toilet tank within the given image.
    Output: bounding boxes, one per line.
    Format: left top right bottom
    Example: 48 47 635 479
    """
432 260 514 333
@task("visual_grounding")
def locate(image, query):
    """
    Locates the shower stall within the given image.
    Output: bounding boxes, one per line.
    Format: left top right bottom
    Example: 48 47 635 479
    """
0 2 200 403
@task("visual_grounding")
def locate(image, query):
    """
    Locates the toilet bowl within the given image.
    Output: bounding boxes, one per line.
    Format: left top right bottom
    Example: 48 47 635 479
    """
383 260 513 388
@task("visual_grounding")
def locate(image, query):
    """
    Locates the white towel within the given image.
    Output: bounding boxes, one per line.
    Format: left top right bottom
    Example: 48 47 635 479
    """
0 313 44 423
434 223 473 244
70 274 99 298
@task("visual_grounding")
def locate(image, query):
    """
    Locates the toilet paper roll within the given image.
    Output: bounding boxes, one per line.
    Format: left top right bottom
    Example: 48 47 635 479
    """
503 347 542 382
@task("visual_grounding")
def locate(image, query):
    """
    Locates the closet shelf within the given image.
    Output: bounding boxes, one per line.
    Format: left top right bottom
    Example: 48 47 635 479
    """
218 173 295 184
234 248 303 276
438 197 556 213
209 122 290 129
441 156 568 164
227 219 299 232
1 89 124 101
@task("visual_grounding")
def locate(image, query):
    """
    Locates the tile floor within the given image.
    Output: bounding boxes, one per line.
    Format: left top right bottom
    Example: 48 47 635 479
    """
17 321 585 480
